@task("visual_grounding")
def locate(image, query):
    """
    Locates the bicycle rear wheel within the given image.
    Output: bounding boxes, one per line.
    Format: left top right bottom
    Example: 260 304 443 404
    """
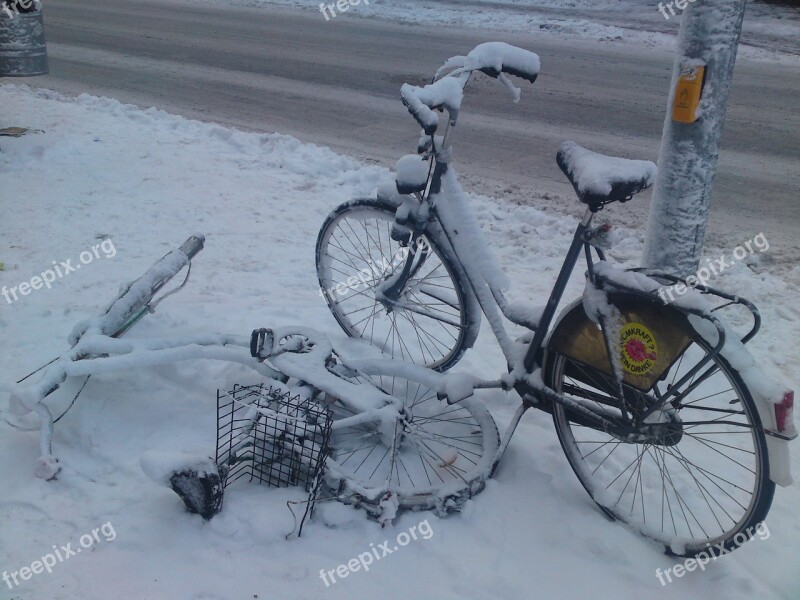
547 320 774 557
316 198 478 372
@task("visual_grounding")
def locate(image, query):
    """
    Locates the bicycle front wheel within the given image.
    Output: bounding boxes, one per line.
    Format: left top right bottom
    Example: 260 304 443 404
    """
316 198 478 372
547 315 774 557
324 373 500 513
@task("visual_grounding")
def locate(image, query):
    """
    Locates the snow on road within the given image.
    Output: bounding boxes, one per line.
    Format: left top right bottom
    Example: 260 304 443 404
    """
0 84 798 599
181 0 800 63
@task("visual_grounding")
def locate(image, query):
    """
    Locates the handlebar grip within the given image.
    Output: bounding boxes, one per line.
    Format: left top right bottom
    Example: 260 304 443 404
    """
400 79 465 136
468 42 540 84
477 62 539 84
400 86 439 136
179 234 206 261
501 65 538 84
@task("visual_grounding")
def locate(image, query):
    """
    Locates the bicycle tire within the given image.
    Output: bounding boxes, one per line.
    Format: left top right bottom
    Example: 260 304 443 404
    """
316 198 479 372
546 314 775 557
324 372 500 515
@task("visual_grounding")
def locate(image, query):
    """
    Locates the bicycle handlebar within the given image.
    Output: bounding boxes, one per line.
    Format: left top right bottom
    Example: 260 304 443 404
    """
401 42 540 135
400 78 464 135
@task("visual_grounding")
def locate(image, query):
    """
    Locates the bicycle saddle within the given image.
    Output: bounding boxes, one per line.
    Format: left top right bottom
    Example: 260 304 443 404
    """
557 141 657 209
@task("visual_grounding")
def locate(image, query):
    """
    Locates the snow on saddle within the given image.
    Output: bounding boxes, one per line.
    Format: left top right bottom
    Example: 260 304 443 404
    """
557 141 657 209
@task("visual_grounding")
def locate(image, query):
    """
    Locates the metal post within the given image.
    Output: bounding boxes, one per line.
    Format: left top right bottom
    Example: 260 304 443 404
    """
643 0 747 277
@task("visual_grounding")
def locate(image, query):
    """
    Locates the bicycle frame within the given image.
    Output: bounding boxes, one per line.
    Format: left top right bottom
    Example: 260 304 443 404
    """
384 77 598 374
380 70 783 455
386 149 795 470
386 70 594 373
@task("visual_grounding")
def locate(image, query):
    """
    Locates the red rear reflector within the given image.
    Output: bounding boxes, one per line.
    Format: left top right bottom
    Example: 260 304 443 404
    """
775 391 794 433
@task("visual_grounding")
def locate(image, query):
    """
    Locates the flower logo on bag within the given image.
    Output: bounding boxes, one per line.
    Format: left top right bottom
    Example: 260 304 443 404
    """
620 322 658 375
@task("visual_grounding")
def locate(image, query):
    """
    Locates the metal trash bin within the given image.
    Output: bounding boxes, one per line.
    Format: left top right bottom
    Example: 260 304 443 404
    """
0 9 48 77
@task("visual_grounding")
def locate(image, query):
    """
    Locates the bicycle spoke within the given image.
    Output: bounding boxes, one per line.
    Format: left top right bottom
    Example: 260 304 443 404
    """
550 333 769 553
318 203 469 370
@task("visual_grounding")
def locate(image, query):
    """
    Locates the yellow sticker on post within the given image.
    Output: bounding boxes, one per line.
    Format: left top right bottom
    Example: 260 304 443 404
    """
672 63 706 124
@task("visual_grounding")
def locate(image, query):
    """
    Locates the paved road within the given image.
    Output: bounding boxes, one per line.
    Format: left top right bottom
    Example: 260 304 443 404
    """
17 0 800 263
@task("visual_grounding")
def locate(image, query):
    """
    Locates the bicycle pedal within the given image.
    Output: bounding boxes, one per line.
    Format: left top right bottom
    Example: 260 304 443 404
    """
250 328 275 359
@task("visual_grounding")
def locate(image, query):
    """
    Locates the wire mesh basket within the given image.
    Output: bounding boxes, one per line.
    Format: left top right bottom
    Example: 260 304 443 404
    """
216 384 332 492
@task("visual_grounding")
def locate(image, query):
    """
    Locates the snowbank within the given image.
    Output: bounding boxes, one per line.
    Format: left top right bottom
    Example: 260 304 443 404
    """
0 84 797 599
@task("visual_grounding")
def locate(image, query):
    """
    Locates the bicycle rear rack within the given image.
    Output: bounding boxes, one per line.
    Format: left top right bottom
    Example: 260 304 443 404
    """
626 267 761 344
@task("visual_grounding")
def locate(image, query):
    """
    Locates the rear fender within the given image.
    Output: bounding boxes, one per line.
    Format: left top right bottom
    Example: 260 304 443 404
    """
544 293 792 487
546 293 692 392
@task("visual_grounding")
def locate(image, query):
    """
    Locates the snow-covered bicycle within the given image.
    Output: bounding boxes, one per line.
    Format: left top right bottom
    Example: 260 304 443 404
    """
7 43 795 558
315 42 795 555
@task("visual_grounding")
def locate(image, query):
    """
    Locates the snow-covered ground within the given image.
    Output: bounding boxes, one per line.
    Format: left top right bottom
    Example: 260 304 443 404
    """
174 0 800 63
1 84 798 599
